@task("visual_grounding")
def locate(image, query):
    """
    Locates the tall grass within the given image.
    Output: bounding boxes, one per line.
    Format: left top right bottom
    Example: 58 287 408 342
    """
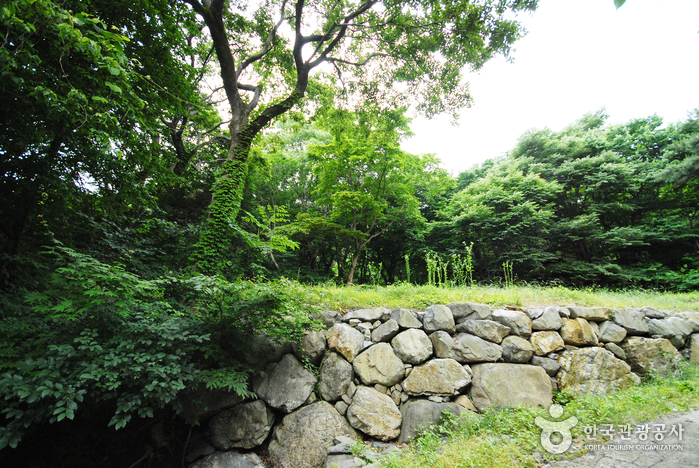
288 282 699 312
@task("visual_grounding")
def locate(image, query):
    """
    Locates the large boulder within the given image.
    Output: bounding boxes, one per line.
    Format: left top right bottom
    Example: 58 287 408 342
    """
491 309 532 337
640 306 668 319
402 359 471 396
179 385 245 424
391 329 433 365
293 330 327 366
327 323 365 362
501 336 535 363
453 333 503 363
209 400 276 450
556 347 640 396
470 363 552 411
189 451 267 468
647 317 693 349
352 343 405 386
598 321 627 343
268 402 360 468
532 306 564 331
398 400 470 443
423 304 455 333
343 307 390 322
559 318 598 346
371 319 400 342
253 354 317 413
568 306 612 322
676 311 699 332
390 309 423 329
621 336 682 376
346 387 402 441
530 331 566 356
448 302 492 322
430 331 455 359
456 319 510 343
612 309 650 335
246 333 293 368
530 356 560 376
691 334 699 364
318 352 354 402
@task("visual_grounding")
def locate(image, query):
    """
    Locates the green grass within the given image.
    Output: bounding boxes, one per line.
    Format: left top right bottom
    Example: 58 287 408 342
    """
288 282 699 312
378 364 699 468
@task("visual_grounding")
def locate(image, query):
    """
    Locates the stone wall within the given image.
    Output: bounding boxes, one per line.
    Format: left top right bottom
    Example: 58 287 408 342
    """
185 303 699 468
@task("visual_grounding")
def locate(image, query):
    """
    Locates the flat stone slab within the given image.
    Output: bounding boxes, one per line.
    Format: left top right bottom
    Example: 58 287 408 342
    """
470 363 552 412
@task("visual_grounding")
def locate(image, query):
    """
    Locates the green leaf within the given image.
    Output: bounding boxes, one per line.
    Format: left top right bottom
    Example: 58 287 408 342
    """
107 67 121 76
105 82 122 93
614 0 626 8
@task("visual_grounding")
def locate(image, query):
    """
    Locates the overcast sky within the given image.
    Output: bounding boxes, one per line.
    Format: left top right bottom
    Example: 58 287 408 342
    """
401 0 699 175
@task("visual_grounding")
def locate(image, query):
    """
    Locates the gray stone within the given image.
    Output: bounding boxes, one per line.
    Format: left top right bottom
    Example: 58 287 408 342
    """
691 334 699 364
470 363 552 411
676 311 699 332
560 318 599 346
423 304 455 333
327 323 366 362
453 333 503 363
253 354 317 413
523 308 544 320
612 309 650 335
402 359 472 396
293 330 327 366
335 400 349 416
397 400 468 443
621 336 681 376
344 308 390 322
347 387 402 441
640 306 668 319
269 402 360 468
179 384 245 424
530 356 560 376
598 320 627 343
455 319 510 343
371 319 400 343
184 439 215 463
319 310 342 329
557 347 640 396
429 330 455 358
647 317 693 348
246 333 293 369
531 306 564 331
568 306 612 322
501 335 535 363
604 342 626 360
453 394 479 413
491 309 532 337
319 352 354 402
209 400 276 450
324 454 361 468
391 329 433 365
352 343 405 387
189 451 267 468
530 331 566 356
448 302 492 321
390 309 423 329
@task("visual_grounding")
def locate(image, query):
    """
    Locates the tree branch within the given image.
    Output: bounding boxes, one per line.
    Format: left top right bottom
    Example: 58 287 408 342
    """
236 0 289 78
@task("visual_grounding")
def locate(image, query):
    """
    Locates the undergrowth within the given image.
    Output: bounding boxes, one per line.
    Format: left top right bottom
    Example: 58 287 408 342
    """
292 282 699 312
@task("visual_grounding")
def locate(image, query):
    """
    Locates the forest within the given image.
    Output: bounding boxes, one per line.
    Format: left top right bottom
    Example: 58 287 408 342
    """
1 0 698 465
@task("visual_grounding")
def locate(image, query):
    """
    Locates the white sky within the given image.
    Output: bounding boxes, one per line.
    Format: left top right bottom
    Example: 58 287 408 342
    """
401 0 699 175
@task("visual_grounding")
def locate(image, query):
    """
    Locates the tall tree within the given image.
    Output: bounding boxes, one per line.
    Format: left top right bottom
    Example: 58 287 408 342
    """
181 0 539 273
